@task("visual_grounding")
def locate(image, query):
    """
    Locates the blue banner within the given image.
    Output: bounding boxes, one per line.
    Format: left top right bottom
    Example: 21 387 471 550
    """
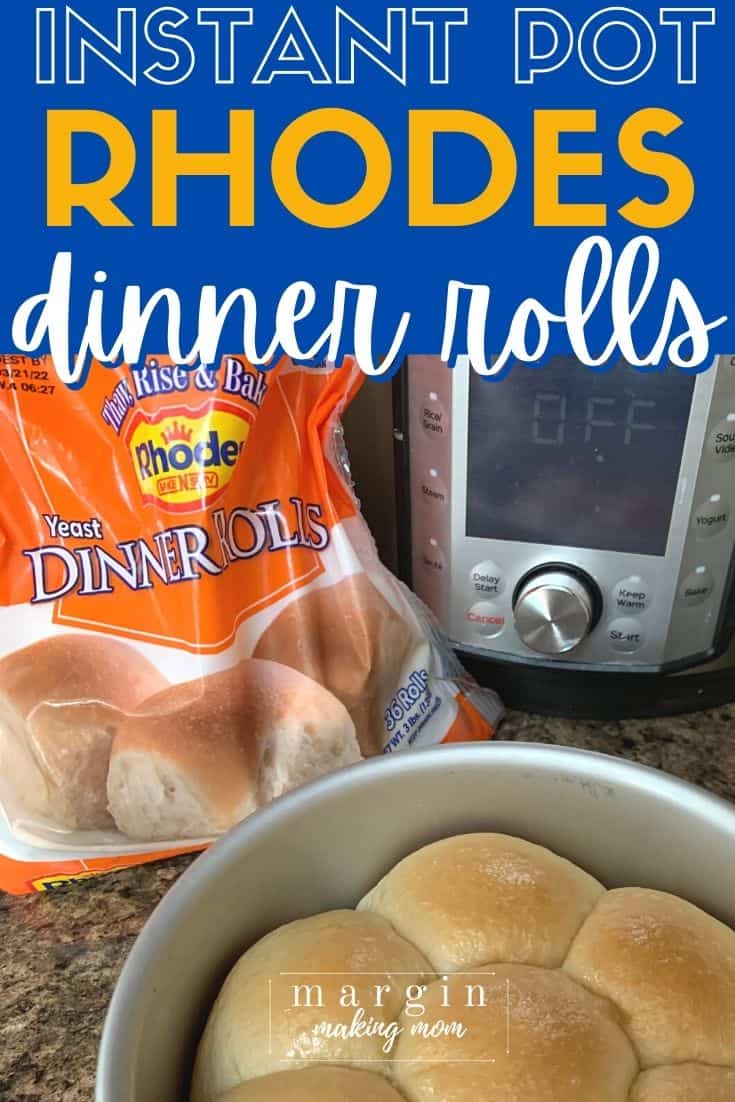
0 2 732 382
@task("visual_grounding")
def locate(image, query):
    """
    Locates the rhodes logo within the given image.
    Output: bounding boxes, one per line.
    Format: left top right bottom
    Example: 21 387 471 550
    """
124 401 253 513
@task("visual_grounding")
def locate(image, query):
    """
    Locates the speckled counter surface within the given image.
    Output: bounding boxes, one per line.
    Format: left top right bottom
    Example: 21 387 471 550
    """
2 706 734 1102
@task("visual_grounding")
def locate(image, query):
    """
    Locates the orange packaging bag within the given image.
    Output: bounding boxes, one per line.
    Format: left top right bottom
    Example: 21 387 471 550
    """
0 354 502 894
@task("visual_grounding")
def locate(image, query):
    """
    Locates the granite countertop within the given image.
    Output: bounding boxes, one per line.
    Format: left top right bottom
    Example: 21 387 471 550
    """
2 706 735 1101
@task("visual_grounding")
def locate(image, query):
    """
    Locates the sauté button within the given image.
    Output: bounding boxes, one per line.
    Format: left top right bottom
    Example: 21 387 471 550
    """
467 602 506 639
678 566 715 607
469 561 506 599
608 618 646 654
709 415 735 463
419 468 449 511
612 576 651 615
420 392 449 441
421 539 446 574
693 495 731 539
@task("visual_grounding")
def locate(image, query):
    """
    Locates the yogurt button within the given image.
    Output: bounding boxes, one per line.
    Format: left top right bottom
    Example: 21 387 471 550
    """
693 495 731 539
678 566 715 607
612 576 651 615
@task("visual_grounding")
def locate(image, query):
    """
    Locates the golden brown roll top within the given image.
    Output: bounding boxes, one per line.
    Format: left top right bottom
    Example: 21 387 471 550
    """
191 910 432 1102
564 887 735 1069
0 633 167 830
630 1064 735 1101
108 660 361 842
214 1068 407 1101
359 833 605 972
194 834 735 1102
392 964 638 1102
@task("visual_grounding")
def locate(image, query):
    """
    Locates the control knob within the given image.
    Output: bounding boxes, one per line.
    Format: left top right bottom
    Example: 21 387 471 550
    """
513 569 599 656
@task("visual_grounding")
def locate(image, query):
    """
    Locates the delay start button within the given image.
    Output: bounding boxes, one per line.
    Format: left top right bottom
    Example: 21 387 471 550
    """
608 618 646 654
678 566 715 607
612 576 651 615
467 602 506 639
469 561 506 599
693 495 731 539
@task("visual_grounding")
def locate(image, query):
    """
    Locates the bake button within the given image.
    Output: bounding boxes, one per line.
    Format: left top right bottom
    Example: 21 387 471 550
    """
693 495 731 539
421 539 446 574
612 576 651 615
467 602 506 639
419 468 449 510
469 561 506 599
420 392 449 441
678 566 715 607
709 415 735 463
608 619 646 654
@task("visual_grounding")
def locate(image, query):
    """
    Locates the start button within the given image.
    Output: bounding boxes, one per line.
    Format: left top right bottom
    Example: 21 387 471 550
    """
608 618 646 654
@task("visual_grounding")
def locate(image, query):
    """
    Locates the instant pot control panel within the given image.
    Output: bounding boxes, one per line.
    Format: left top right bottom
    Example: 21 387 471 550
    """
406 354 735 674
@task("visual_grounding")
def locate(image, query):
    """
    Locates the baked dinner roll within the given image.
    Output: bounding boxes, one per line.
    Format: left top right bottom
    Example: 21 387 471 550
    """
392 964 638 1102
0 633 166 830
359 833 604 972
215 1067 406 1101
253 575 418 756
191 910 432 1102
564 887 735 1068
108 660 360 842
630 1064 735 1101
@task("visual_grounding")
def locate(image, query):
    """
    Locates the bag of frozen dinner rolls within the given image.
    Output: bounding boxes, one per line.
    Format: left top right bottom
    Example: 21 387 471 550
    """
0 353 502 894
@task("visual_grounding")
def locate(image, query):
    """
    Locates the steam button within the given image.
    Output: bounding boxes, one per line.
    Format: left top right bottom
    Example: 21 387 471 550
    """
608 619 646 654
693 495 731 539
678 566 715 607
420 468 449 511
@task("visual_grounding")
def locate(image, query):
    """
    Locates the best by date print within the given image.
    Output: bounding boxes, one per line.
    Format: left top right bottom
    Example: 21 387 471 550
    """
0 354 56 396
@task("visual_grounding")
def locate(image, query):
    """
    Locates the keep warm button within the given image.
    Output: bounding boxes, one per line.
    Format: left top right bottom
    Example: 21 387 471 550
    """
608 618 646 654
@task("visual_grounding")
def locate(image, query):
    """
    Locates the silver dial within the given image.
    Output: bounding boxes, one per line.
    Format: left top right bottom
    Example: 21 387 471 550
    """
514 571 596 656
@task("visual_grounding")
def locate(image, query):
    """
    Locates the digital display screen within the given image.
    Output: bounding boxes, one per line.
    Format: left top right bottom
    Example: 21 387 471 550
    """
466 359 697 556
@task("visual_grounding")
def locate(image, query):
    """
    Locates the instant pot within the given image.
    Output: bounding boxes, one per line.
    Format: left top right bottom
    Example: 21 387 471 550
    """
346 355 735 719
